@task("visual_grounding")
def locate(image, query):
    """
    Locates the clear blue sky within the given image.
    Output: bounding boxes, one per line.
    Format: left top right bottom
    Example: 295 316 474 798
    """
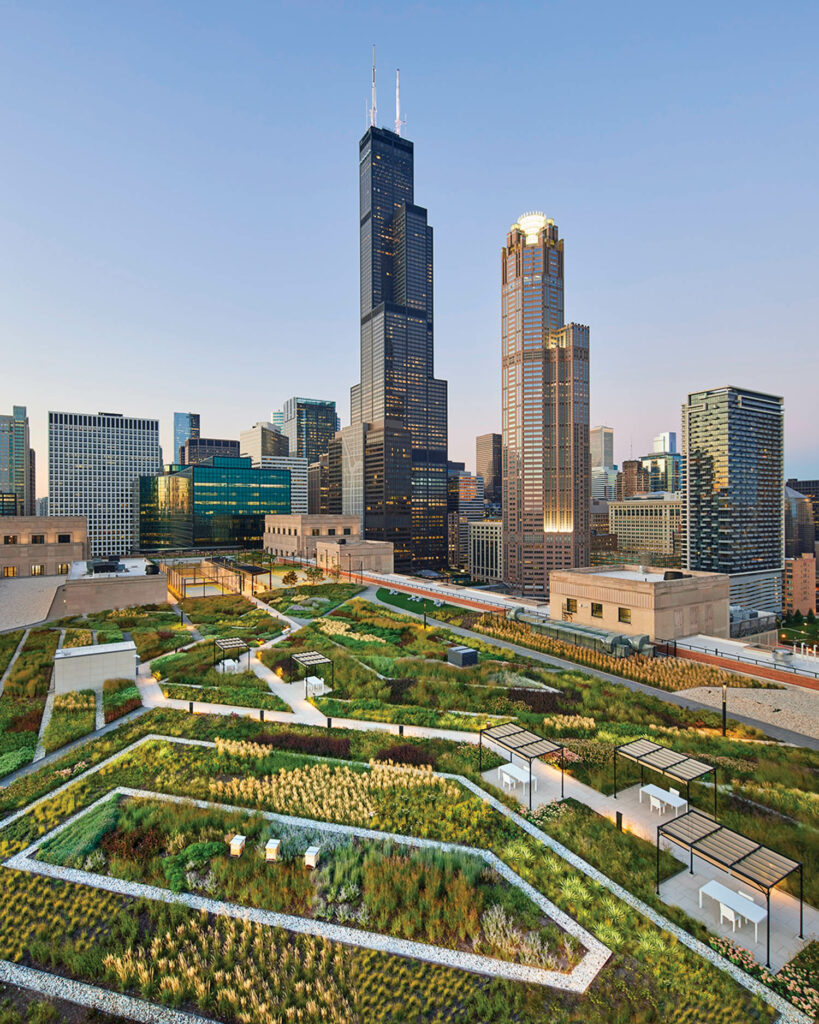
1 1 817 491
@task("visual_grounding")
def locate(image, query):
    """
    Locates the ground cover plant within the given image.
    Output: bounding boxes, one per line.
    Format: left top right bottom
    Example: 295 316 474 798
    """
257 582 365 618
376 586 478 625
61 629 94 649
38 794 578 970
472 615 771 692
161 671 291 712
3 630 59 698
0 735 785 1024
0 630 25 677
102 678 142 724
41 690 96 754
0 630 58 776
179 594 283 642
313 695 506 731
65 605 189 660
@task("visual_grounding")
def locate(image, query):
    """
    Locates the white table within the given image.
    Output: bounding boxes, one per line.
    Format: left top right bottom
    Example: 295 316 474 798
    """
500 762 537 794
699 879 767 943
639 783 688 816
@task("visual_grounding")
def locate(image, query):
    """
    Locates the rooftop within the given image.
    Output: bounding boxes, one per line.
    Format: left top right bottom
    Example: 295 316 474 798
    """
68 558 159 581
54 640 137 660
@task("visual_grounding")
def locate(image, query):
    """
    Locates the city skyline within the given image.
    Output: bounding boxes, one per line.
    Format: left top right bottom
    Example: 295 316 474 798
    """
1 4 816 494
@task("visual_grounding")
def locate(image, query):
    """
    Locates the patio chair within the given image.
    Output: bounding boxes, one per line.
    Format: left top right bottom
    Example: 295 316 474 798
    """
737 891 756 905
720 905 741 932
649 795 666 815
501 771 516 792
669 787 680 798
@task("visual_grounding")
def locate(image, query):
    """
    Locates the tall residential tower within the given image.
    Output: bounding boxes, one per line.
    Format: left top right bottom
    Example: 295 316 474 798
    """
501 213 590 595
348 118 448 570
682 386 784 612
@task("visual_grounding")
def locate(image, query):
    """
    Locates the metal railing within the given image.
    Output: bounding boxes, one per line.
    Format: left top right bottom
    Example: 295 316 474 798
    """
656 637 819 681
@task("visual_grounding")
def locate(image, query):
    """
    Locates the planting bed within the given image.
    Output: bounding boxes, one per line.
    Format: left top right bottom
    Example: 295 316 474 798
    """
102 679 142 725
258 582 365 618
0 732 795 1023
178 595 283 642
35 793 582 975
0 630 59 777
65 606 190 661
41 691 96 754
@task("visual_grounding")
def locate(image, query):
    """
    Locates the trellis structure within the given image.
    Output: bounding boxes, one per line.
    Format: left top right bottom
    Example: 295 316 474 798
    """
213 637 250 666
657 810 803 967
478 722 565 811
290 650 334 695
614 738 717 817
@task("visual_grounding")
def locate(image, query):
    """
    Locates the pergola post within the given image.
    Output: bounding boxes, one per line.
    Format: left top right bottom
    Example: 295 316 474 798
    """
478 729 482 772
800 865 804 938
766 889 771 968
529 758 532 811
713 768 717 819
560 746 565 799
655 826 661 893
613 748 617 798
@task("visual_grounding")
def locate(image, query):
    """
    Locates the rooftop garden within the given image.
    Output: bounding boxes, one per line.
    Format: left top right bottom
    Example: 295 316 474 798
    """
152 642 290 712
179 594 283 643
257 581 365 618
0 629 58 777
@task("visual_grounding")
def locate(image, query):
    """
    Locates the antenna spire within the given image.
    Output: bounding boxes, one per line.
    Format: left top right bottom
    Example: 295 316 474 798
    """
369 45 377 128
394 68 406 135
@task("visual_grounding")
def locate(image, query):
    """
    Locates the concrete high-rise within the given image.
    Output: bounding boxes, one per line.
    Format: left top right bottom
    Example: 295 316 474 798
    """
476 433 502 504
447 470 484 569
0 406 34 515
173 412 200 464
653 431 677 454
590 426 614 469
349 123 448 571
240 422 289 463
501 213 590 594
281 398 337 464
682 387 784 612
49 410 161 557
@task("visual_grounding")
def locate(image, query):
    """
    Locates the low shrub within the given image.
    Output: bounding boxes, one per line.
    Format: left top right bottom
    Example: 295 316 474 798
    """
0 747 34 776
252 730 352 759
375 743 437 768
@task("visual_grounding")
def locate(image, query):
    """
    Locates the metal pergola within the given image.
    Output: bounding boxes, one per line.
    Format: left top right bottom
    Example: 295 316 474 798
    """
290 650 334 696
657 810 804 967
614 738 717 817
213 636 250 666
478 722 565 811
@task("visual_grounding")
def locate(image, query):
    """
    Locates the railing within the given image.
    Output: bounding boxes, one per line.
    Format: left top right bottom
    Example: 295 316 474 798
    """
656 637 819 681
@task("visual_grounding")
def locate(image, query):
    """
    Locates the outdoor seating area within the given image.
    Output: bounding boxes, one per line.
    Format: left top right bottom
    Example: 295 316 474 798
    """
656 809 805 968
479 722 564 809
213 636 251 666
289 650 334 696
614 737 717 817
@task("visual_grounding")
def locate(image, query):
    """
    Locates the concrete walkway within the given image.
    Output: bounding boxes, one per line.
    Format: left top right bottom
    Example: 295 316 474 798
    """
363 588 819 750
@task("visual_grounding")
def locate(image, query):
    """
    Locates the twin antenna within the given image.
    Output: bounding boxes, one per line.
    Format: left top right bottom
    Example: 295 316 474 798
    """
368 46 405 136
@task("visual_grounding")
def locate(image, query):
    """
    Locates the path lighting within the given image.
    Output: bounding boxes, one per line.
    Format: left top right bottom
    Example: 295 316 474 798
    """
721 683 727 736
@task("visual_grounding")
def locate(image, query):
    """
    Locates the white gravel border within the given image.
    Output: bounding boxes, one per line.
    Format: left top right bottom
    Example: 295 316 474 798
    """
0 960 219 1023
0 732 811 1024
8 786 608 993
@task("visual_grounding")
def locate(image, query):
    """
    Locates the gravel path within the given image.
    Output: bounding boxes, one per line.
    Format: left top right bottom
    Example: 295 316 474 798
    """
680 684 819 740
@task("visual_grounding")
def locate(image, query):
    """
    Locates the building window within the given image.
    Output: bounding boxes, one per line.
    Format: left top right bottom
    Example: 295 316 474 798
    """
328 528 336 536
343 528 351 535
31 564 45 576
3 536 17 545
57 563 70 575
618 607 632 624
3 566 17 578
591 602 603 619
566 598 577 613
311 529 319 536
57 533 72 543
31 534 45 544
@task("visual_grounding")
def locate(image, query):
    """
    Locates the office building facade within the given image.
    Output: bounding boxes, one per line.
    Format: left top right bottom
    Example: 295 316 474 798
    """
784 553 816 616
476 433 502 504
608 493 682 568
640 451 682 493
683 387 785 612
590 425 614 470
468 519 503 582
257 456 308 513
281 398 336 465
181 437 240 466
653 431 677 454
137 456 289 550
447 471 485 568
0 406 34 516
173 412 200 464
785 486 816 558
308 454 330 515
240 422 289 464
786 479 818 546
349 124 448 571
616 459 650 500
49 411 161 558
501 213 590 594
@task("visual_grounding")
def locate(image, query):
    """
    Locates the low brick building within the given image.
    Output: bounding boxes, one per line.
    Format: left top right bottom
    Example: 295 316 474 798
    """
315 538 394 576
1 517 87 578
263 514 361 561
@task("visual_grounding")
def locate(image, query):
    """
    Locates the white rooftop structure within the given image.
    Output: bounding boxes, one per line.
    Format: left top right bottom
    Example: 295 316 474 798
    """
592 569 667 583
68 558 156 580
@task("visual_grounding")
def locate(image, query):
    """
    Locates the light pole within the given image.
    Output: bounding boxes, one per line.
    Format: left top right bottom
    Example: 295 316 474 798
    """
722 683 727 737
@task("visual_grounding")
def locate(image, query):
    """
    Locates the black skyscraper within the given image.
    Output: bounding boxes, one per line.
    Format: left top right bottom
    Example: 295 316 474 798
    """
351 125 448 569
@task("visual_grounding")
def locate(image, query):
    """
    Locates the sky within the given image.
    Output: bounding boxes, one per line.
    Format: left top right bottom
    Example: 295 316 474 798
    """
1 0 817 494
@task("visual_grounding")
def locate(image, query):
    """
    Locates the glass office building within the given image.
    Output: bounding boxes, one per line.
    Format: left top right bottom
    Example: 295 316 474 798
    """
349 125 448 571
0 406 33 516
137 456 290 550
282 398 336 465
683 387 784 612
173 412 200 464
